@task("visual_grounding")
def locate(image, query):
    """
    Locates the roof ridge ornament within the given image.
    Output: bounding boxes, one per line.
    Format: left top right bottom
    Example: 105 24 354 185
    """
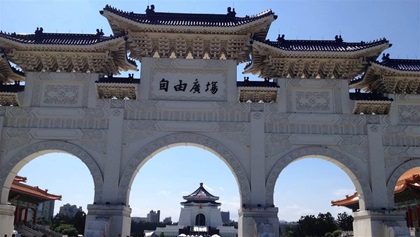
335 35 343 43
96 28 105 39
146 4 155 15
277 34 285 42
382 53 390 62
35 27 43 39
227 7 236 17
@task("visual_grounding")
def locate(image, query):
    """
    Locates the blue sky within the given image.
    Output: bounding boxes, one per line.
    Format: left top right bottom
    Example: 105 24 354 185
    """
1 0 419 222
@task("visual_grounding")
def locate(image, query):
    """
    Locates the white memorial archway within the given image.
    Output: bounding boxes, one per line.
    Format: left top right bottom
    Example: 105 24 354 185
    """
0 4 419 237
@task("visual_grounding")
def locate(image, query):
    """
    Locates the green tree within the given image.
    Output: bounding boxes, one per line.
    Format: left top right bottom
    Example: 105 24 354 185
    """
72 210 86 234
55 223 78 236
280 225 298 237
295 212 338 237
332 229 343 237
336 212 353 231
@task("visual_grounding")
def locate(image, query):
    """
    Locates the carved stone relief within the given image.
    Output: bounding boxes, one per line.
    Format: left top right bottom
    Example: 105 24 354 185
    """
265 134 291 158
125 108 250 123
295 91 330 112
399 105 420 124
366 115 380 124
80 129 107 155
43 85 80 105
265 123 366 135
123 120 158 146
217 122 250 148
384 146 410 169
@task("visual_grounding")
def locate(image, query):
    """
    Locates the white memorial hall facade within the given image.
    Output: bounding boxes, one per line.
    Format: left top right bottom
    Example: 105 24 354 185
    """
0 4 419 237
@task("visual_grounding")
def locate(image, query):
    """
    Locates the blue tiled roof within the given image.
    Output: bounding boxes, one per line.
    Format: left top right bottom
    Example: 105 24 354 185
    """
101 4 277 27
0 29 124 45
183 183 219 201
378 58 420 71
255 36 390 52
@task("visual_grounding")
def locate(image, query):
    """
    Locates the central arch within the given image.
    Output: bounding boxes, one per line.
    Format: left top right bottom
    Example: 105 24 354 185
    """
266 146 373 210
118 133 251 206
0 141 104 204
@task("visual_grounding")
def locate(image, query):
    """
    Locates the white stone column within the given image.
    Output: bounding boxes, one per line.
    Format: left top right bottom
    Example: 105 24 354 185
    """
340 80 352 114
139 57 152 100
238 207 279 237
85 204 132 237
276 79 287 112
0 204 15 236
250 108 266 206
87 73 100 108
352 124 411 237
102 108 124 202
226 60 238 102
353 210 409 237
21 72 36 107
366 124 388 209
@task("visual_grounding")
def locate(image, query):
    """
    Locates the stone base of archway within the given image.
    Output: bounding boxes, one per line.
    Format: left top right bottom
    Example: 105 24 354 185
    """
238 206 279 237
353 210 411 237
85 204 131 237
0 204 15 236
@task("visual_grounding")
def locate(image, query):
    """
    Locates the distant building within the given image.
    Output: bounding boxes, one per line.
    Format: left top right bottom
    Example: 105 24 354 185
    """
132 210 161 223
163 217 172 225
147 210 160 223
59 203 83 218
155 183 237 237
37 200 55 221
221 211 230 224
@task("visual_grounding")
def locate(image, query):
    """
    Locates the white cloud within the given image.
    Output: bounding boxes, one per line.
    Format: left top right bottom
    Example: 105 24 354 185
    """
156 190 171 196
203 184 214 192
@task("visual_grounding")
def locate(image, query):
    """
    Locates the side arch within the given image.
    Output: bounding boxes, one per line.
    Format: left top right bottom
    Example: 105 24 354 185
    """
266 146 372 210
118 133 251 205
386 158 420 208
0 141 104 204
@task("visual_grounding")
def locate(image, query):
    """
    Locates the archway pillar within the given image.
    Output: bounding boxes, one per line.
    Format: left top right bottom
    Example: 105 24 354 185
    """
353 210 411 237
0 204 15 236
250 111 266 205
85 204 131 237
238 207 279 237
366 124 389 209
102 108 124 203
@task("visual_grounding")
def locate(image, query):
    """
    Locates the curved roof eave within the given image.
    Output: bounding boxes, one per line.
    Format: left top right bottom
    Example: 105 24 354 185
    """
369 62 420 76
102 10 276 36
251 39 390 58
0 34 127 51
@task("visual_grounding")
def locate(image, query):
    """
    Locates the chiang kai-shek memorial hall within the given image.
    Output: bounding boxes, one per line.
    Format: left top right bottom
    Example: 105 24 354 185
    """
154 183 237 237
0 4 420 237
